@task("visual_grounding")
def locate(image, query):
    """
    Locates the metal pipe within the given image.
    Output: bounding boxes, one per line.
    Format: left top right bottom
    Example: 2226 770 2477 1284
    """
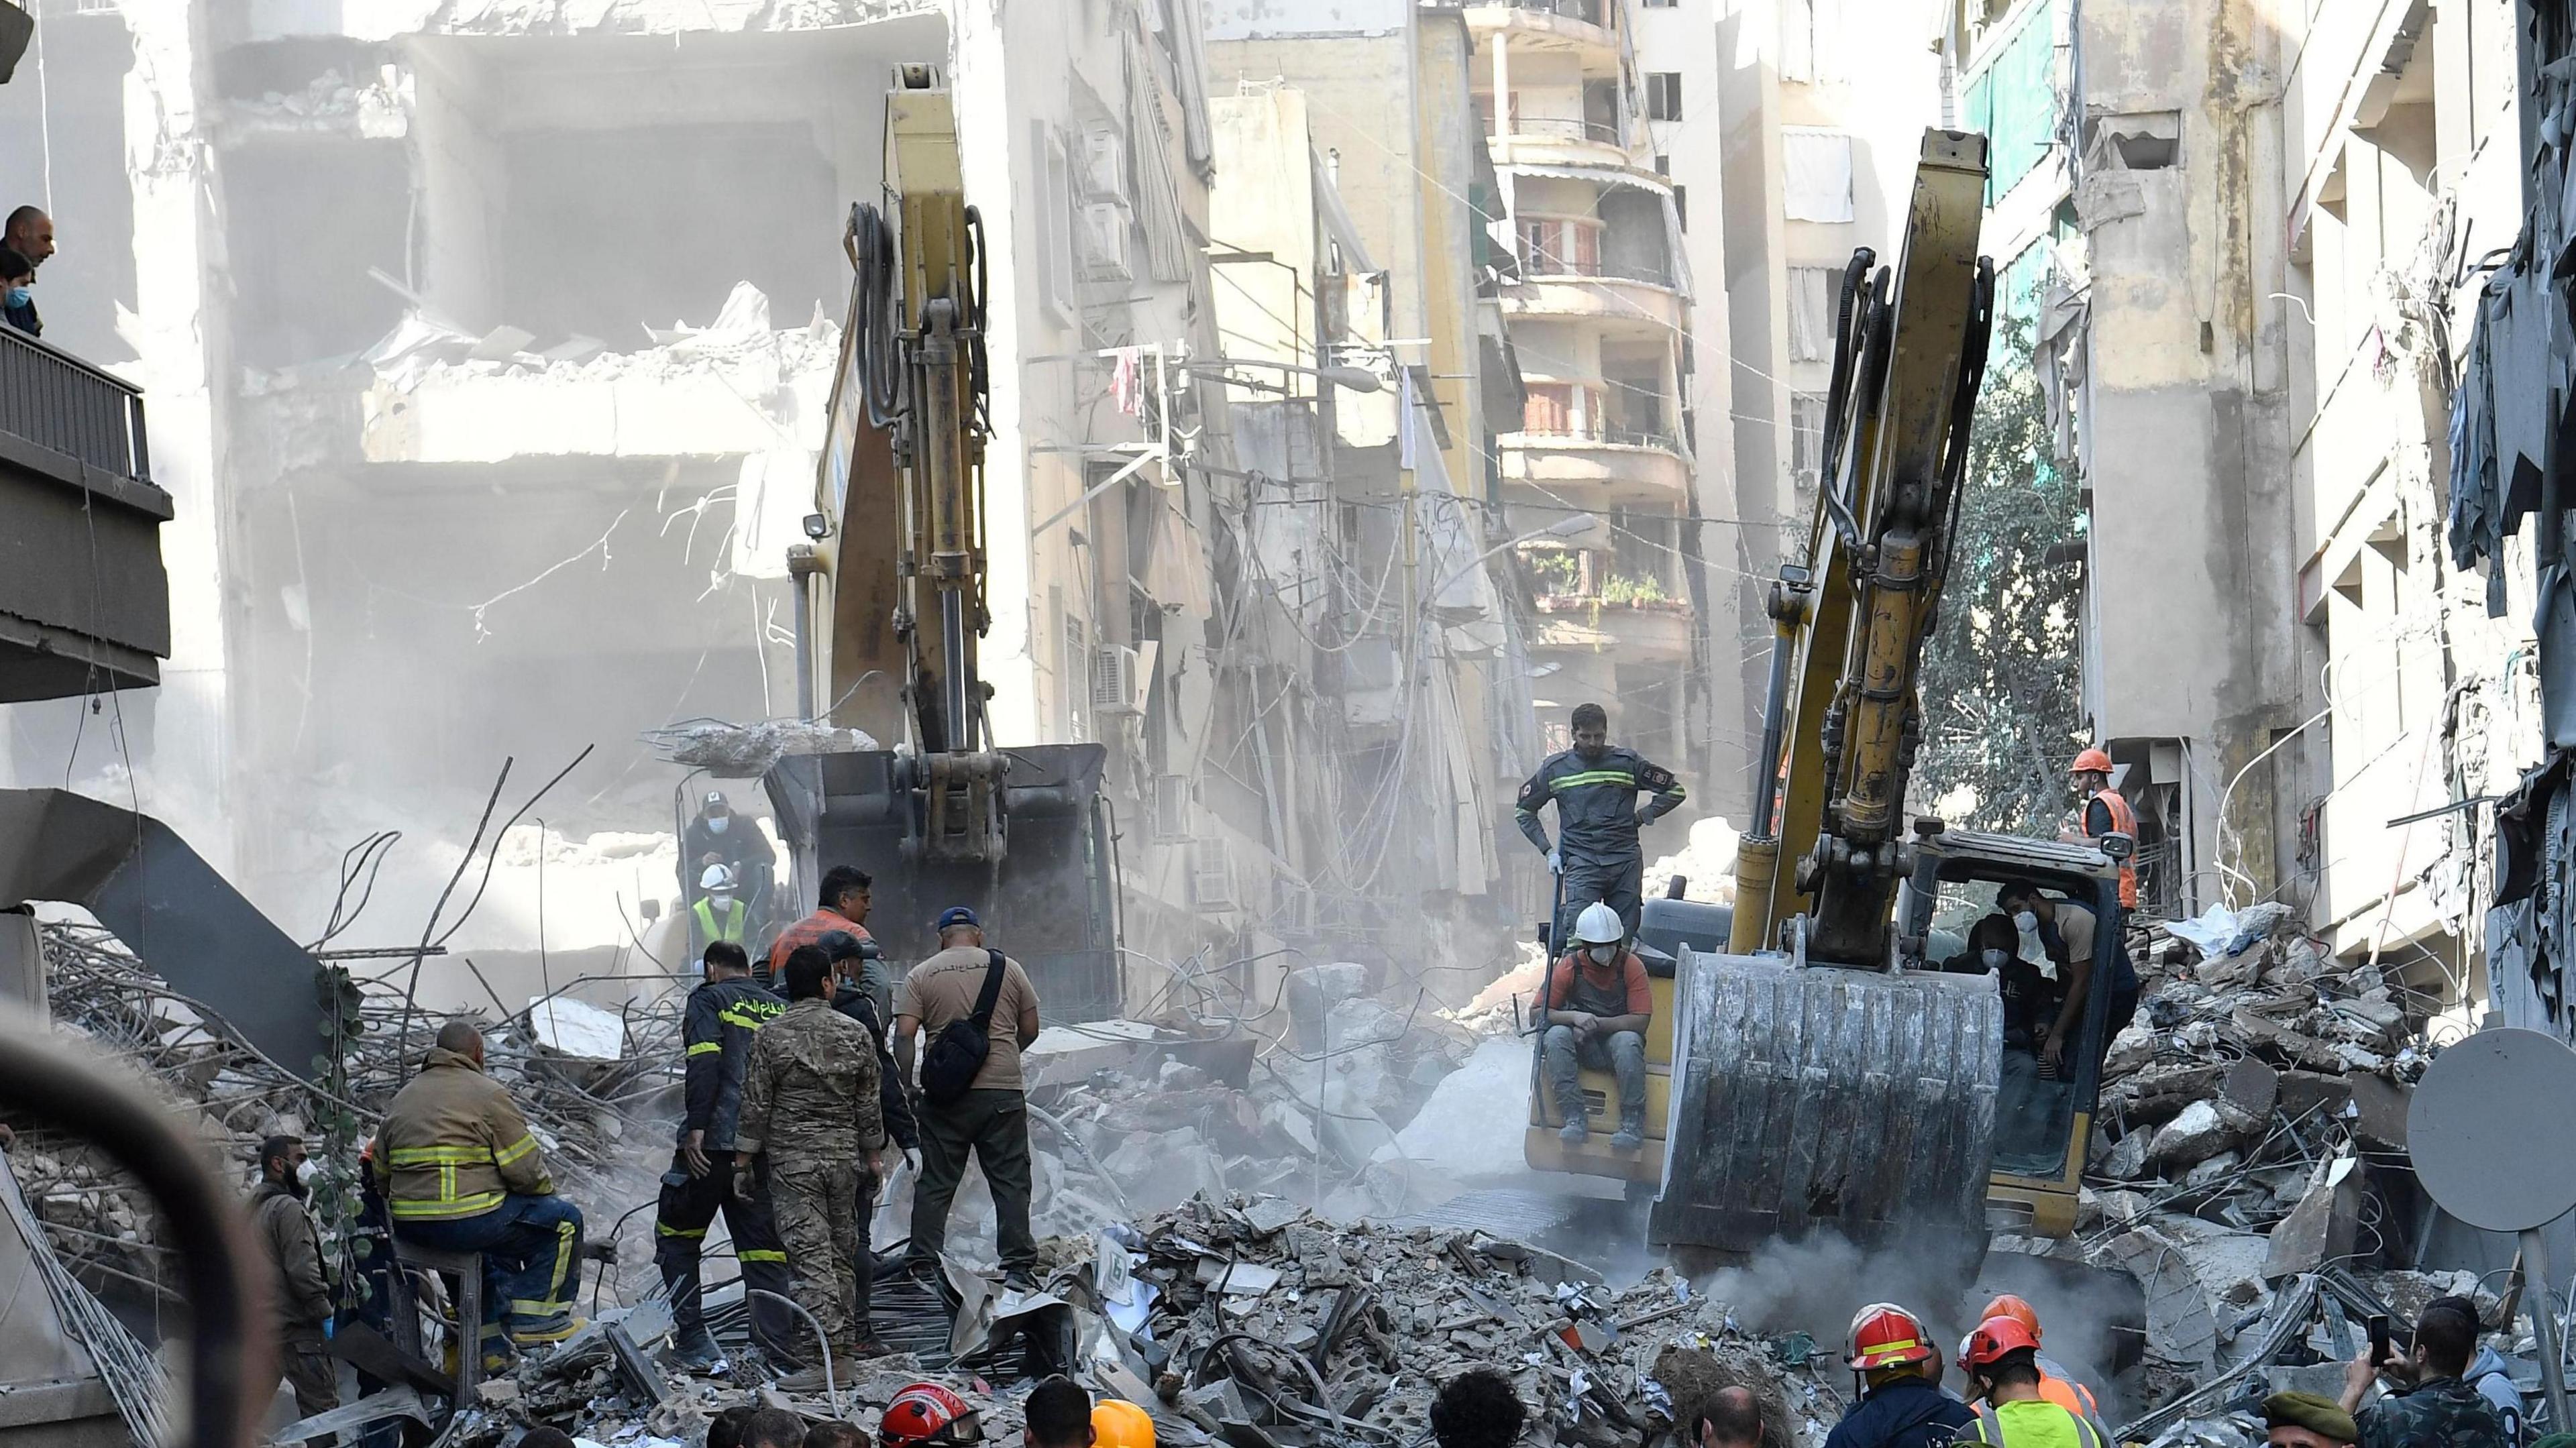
745 1288 841 1421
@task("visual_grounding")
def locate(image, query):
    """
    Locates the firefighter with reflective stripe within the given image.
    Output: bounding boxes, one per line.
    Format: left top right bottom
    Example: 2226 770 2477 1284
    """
2068 748 2139 909
1953 1316 2107 1448
368 1019 586 1350
1825 1304 1974 1448
692 865 751 954
1979 1295 2110 1443
1515 701 1686 942
655 939 793 1370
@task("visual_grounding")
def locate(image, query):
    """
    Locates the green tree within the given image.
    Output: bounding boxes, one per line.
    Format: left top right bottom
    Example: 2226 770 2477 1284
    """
1912 320 2085 834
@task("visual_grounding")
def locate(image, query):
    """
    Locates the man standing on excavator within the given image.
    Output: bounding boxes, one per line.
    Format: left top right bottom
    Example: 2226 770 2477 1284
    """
1515 702 1687 942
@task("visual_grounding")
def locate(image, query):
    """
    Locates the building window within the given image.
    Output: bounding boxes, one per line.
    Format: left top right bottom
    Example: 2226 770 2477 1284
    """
1787 266 1837 361
1780 0 1837 83
1646 72 1683 122
1672 184 1687 232
1782 128 1855 222
1641 0 1676 7
1037 125 1077 325
1790 391 1827 494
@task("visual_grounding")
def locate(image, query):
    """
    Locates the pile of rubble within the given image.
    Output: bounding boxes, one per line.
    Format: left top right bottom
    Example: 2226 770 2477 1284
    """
24 923 675 1306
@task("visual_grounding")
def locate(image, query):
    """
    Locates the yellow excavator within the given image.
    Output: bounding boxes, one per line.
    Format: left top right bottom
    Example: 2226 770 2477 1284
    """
765 68 1119 1019
1525 129 2131 1253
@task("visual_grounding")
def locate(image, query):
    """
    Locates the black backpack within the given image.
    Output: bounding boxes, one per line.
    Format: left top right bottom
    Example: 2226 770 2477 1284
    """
918 950 1008 1107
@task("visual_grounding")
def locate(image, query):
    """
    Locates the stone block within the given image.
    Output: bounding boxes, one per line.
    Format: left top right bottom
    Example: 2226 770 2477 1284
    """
2223 1057 2280 1119
2347 1074 2412 1154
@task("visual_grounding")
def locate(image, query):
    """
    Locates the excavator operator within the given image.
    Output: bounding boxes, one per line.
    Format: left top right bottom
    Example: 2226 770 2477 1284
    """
1542 901 1652 1150
1515 702 1687 941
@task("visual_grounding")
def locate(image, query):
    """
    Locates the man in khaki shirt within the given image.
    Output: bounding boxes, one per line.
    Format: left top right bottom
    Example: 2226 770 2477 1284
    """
894 905 1042 1286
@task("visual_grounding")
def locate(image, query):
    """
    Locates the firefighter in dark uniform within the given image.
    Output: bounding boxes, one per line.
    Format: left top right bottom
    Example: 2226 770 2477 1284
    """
656 938 796 1370
1515 702 1688 942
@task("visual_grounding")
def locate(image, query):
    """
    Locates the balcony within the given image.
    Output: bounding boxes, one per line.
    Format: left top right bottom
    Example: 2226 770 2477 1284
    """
1459 0 1622 58
1501 388 1691 503
1485 116 1640 174
0 329 171 702
1529 594 1695 663
1503 270 1685 334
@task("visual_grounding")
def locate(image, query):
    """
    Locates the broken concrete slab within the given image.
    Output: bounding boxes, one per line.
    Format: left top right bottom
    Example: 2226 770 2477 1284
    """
2147 1099 2255 1170
2263 1156 2362 1280
2223 1057 2281 1118
2347 1073 2412 1154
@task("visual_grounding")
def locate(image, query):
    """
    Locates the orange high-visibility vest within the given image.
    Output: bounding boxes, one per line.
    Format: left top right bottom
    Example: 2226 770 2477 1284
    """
2086 789 2139 909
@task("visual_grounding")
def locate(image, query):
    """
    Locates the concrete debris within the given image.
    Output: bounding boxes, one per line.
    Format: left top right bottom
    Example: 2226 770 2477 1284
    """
643 719 884 778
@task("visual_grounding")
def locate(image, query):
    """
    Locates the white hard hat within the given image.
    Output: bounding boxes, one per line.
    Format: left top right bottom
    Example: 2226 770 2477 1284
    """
1572 901 1625 945
700 865 735 892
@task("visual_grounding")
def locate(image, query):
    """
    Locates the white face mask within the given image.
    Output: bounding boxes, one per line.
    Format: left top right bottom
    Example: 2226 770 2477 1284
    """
1587 944 1618 965
711 893 735 910
707 816 729 834
1980 948 2008 970
2012 910 2039 934
295 1159 318 1187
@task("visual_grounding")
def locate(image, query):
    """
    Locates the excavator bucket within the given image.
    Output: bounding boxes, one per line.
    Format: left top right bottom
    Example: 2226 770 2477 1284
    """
1650 948 2000 1256
766 743 1120 1023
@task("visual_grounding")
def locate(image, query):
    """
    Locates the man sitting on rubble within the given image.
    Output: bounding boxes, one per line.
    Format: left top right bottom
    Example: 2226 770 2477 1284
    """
2341 1296 2511 1448
1994 880 2138 1078
2266 1393 2359 1448
371 1019 586 1357
1951 1316 2105 1448
1542 901 1652 1150
1827 1304 1974 1448
1429 1368 1525 1448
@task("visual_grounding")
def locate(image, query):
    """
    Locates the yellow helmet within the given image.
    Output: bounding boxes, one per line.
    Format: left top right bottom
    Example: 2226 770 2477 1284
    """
1093 1400 1155 1448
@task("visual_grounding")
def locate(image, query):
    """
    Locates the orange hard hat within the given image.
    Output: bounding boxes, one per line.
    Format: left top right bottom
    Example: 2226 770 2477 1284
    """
1959 1315 2043 1374
2070 747 2113 775
1847 1302 1937 1372
1980 1294 2042 1342
1093 1399 1155 1448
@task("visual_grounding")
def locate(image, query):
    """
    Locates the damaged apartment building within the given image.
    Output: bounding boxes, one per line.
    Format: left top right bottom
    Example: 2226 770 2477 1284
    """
1931 0 2542 1017
0 0 1550 1002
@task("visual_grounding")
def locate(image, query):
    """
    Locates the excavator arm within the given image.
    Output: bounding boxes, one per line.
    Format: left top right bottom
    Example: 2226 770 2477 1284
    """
767 68 1119 1021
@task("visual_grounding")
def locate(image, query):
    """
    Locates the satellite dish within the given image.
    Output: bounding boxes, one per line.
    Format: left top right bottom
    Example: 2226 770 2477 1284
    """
2410 1027 2576 1232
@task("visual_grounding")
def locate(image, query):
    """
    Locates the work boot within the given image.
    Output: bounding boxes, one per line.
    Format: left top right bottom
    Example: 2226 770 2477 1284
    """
667 1328 724 1374
1610 1108 1645 1152
1558 1113 1589 1145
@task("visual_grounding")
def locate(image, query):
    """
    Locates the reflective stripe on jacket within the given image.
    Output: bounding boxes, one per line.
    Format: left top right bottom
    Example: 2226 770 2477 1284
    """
1514 746 1686 865
369 1047 554 1220
692 896 748 944
682 975 785 1150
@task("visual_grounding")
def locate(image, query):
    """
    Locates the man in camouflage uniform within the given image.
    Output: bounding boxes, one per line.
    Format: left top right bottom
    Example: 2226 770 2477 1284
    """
2341 1296 2512 1448
735 943 887 1382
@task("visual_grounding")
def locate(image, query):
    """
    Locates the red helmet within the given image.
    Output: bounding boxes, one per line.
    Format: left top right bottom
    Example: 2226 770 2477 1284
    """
881 1383 982 1448
1847 1303 1937 1372
2070 748 2114 776
1980 1294 2042 1343
1958 1315 2042 1374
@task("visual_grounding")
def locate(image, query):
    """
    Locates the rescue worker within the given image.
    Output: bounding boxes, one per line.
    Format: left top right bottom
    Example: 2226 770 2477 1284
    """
686 789 777 923
370 1019 586 1353
2340 1296 2511 1448
2069 748 2139 909
693 866 751 956
1429 1367 1527 1448
2267 1393 2359 1448
735 945 888 1380
1541 901 1652 1150
881 1382 984 1448
1952 1316 2107 1448
251 1135 339 1437
822 929 920 1337
1978 1294 2108 1439
1994 880 2139 1078
896 907 1042 1288
1693 1388 1766 1448
1514 702 1686 942
1091 1397 1155 1448
1824 1304 1974 1448
770 866 873 985
1024 1376 1095 1448
656 938 793 1370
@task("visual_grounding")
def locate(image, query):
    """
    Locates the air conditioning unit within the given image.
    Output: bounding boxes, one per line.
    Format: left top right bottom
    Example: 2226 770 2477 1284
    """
1189 837 1237 909
1078 202 1134 282
1150 775 1192 840
1093 644 1142 716
1077 126 1128 202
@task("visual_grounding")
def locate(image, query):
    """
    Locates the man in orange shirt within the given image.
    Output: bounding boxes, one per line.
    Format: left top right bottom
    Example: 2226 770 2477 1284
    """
1978 1296 2110 1443
766 866 871 986
1543 901 1652 1149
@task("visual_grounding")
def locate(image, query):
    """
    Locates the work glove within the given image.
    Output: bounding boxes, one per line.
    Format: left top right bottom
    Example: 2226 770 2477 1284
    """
733 1162 758 1203
1546 849 1563 875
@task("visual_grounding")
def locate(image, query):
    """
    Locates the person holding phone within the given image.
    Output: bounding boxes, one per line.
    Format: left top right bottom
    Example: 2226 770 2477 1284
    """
2340 1296 2511 1448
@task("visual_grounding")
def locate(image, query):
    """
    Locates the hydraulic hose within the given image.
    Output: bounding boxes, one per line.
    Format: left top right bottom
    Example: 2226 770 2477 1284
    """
0 1018 276 1448
845 203 902 428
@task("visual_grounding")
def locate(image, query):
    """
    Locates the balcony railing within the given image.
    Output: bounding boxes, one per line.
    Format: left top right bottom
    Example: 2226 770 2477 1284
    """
0 326 152 484
1513 420 1681 452
1495 115 1626 146
1482 0 1609 23
1514 249 1675 288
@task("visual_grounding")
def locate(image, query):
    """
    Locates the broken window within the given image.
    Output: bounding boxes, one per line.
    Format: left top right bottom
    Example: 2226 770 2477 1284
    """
2086 111 2182 170
497 124 839 349
225 139 411 368
1782 128 1854 222
1787 266 1838 361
